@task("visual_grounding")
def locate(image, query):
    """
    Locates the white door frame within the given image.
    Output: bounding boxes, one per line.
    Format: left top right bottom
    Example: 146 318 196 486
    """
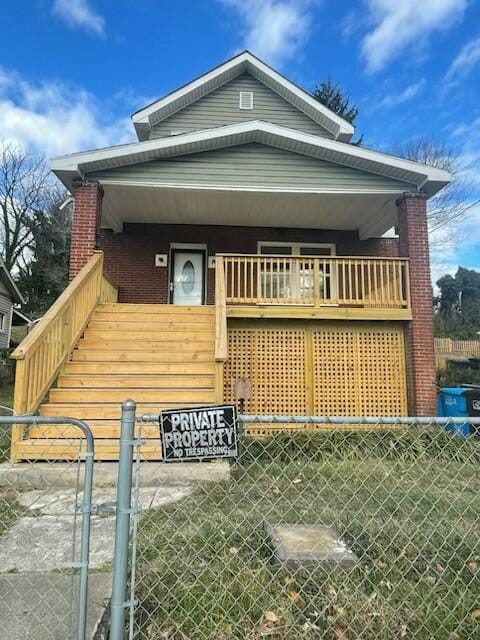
168 243 208 304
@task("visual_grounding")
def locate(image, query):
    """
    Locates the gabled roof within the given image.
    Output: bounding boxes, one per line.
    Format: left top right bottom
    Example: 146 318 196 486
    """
131 51 355 142
52 120 451 198
0 257 24 305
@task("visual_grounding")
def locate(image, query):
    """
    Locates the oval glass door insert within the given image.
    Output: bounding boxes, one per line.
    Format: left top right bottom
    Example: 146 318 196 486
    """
181 260 195 294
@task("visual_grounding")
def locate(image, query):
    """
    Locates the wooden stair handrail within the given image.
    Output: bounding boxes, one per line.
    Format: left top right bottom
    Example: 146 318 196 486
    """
12 252 103 359
10 251 117 461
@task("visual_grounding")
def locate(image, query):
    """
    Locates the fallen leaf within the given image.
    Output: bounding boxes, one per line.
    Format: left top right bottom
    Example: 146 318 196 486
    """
292 477 303 484
472 609 480 621
264 611 279 623
468 561 478 572
397 624 408 638
426 576 436 585
288 591 303 605
332 604 347 616
380 579 393 590
334 621 349 639
283 575 294 586
435 563 445 573
375 559 387 569
327 585 337 598
229 546 239 555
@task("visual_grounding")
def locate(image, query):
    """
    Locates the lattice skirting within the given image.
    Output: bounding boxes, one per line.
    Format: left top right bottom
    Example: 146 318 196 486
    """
224 320 407 417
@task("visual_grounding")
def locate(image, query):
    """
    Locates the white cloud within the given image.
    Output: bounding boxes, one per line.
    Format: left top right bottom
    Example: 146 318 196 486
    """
220 0 315 67
379 79 426 108
52 0 105 37
361 0 467 73
430 202 480 282
444 36 480 88
0 68 134 158
452 116 480 189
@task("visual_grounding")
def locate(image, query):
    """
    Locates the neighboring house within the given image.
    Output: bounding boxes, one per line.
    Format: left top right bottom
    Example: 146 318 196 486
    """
11 51 451 461
0 258 25 349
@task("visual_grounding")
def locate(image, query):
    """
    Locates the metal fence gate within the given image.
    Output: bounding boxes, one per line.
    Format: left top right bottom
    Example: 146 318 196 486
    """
109 404 480 640
0 415 95 640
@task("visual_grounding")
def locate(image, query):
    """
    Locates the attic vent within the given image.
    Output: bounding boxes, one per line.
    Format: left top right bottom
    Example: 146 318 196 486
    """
239 91 254 110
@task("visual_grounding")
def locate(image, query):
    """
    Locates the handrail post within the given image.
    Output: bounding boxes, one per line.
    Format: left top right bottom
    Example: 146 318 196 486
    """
10 358 27 462
214 256 227 405
110 399 136 640
313 259 321 307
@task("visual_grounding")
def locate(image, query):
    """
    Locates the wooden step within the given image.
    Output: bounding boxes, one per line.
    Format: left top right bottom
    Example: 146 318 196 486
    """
15 438 162 461
57 374 215 389
87 321 214 332
39 403 209 419
77 340 213 351
97 304 214 314
92 312 215 322
64 362 215 374
49 389 217 403
71 350 214 362
29 423 159 439
83 330 214 341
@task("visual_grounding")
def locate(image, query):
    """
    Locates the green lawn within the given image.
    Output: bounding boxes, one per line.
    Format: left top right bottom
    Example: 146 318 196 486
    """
135 431 480 640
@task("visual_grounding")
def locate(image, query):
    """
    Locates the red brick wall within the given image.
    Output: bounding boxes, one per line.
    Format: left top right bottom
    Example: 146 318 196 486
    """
69 181 103 279
397 193 436 416
100 223 399 304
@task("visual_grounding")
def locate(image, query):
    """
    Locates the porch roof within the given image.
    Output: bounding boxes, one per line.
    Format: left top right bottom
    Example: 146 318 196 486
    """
52 121 452 238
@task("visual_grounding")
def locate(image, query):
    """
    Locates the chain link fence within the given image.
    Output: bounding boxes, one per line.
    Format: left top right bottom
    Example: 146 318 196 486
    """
0 415 104 640
117 410 480 640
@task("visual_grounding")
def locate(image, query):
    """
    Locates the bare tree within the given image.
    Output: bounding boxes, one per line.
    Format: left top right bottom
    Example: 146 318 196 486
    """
0 141 59 272
393 137 478 250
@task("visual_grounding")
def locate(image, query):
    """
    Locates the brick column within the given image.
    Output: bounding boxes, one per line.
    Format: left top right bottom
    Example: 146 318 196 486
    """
69 180 103 279
397 192 436 415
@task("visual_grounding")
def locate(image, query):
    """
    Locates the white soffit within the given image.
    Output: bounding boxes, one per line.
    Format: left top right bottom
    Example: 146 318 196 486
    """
131 51 355 141
52 120 452 198
99 184 399 239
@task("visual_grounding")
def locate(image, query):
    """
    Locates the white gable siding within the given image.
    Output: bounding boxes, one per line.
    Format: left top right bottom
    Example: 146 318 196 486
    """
150 74 333 139
88 143 416 192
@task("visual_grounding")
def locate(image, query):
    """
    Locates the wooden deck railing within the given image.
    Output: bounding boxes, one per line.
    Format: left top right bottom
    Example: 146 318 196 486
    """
10 251 117 460
220 254 410 309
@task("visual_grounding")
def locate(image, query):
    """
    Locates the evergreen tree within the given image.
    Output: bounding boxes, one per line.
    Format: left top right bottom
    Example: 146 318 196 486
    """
312 77 359 124
435 268 480 339
17 200 71 317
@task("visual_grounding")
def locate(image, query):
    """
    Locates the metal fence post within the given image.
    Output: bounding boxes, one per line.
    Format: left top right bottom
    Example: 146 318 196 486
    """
109 399 136 640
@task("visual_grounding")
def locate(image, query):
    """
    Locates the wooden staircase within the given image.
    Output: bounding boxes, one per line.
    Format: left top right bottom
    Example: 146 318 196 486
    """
15 304 217 460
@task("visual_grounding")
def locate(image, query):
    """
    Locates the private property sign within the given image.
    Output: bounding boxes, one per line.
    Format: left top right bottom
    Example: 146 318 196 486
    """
160 405 238 462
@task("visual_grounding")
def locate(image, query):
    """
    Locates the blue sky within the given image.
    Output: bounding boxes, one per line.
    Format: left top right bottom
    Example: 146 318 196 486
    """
1 0 479 280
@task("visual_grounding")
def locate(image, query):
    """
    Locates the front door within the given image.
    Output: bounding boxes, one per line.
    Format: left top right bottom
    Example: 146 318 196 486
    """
170 250 205 305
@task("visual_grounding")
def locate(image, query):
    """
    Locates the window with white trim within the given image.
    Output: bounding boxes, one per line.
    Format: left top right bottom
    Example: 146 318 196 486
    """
239 91 254 110
258 241 336 256
0 312 6 332
257 242 336 301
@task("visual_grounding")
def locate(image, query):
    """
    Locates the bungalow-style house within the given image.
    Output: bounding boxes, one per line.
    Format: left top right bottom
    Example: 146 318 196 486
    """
11 52 451 460
0 258 25 350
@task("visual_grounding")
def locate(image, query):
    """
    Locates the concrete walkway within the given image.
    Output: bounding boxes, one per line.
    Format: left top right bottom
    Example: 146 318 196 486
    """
0 572 112 640
0 459 230 489
0 481 195 638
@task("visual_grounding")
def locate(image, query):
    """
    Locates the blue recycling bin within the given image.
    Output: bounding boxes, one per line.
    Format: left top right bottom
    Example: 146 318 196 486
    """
437 388 472 437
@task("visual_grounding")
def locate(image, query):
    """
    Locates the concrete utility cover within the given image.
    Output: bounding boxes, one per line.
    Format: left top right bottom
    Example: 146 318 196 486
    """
266 523 358 568
0 572 111 640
